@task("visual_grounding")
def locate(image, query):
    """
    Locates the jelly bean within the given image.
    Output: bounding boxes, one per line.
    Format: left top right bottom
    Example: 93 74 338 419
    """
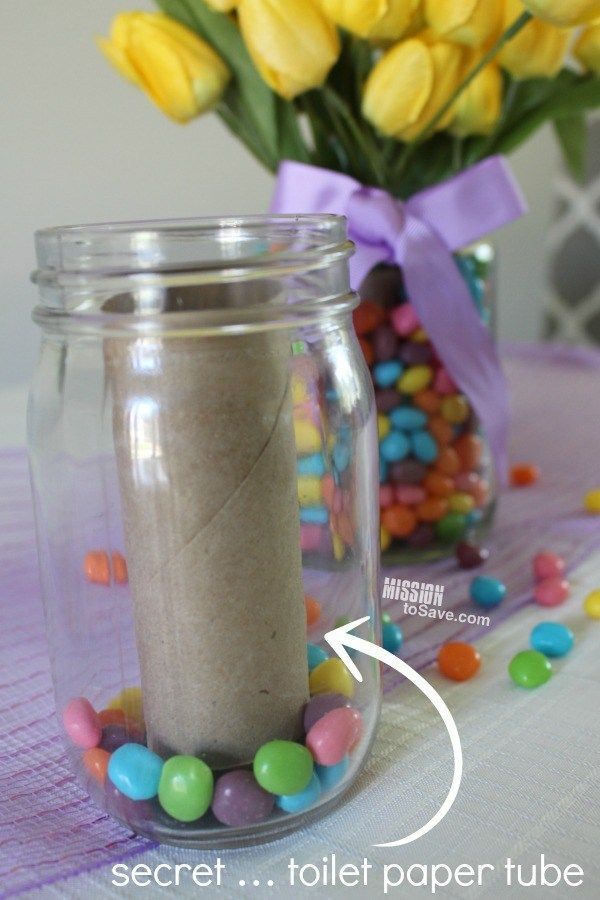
358 337 375 366
411 430 438 464
298 453 327 478
454 471 479 493
83 747 110 784
376 388 402 413
407 523 435 548
466 509 483 527
303 693 352 733
413 389 441 414
309 659 355 699
101 724 144 753
470 575 506 608
389 406 427 431
428 416 453 446
253 740 314 796
332 533 345 562
294 420 322 455
534 577 570 607
434 368 456 395
305 595 322 628
454 434 483 471
381 612 392 624
399 342 432 366
510 463 541 487
436 512 467 543
381 504 417 538
437 642 481 681
398 365 433 394
379 457 388 484
389 459 427 485
112 551 128 585
448 492 475 514
108 686 144 725
300 507 329 525
380 524 392 551
456 541 489 569
377 414 391 440
416 497 449 522
292 375 309 405
380 431 410 463
212 770 274 827
333 442 351 473
158 756 213 822
306 707 363 766
423 471 454 498
382 621 403 653
471 477 490 508
435 446 461 477
390 302 419 336
379 484 395 508
98 708 126 728
300 524 324 553
411 327 428 342
373 360 403 388
277 772 322 813
584 589 600 618
372 325 398 362
108 743 163 801
353 299 386 336
508 650 552 688
298 476 323 507
62 698 101 750
84 551 110 585
584 489 600 514
307 643 329 671
533 551 565 581
395 485 425 505
440 394 469 425
530 622 574 658
316 756 349 791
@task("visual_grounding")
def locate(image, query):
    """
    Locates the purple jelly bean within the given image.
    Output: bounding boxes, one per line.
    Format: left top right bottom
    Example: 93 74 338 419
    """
303 692 352 733
101 724 144 753
375 388 401 414
398 342 433 366
389 460 427 485
407 523 436 549
211 770 274 827
105 782 155 827
372 325 398 362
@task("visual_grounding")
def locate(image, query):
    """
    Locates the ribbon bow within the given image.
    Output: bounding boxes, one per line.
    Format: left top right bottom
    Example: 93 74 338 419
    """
270 157 527 484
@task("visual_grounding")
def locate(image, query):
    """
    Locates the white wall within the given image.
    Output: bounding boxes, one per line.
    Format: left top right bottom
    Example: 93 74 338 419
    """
1 0 558 397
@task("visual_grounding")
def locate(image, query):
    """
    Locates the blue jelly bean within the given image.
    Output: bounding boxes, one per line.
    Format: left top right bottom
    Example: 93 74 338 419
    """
530 622 574 658
276 772 321 813
382 621 403 653
380 431 410 463
373 360 402 389
316 756 349 791
307 643 329 671
470 575 506 608
325 388 338 402
333 442 351 473
300 507 329 525
298 453 326 477
108 743 163 801
389 406 427 432
466 509 483 527
379 456 388 484
411 430 438 464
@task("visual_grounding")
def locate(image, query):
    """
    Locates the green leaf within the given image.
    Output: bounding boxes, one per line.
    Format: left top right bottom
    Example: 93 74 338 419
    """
554 115 586 183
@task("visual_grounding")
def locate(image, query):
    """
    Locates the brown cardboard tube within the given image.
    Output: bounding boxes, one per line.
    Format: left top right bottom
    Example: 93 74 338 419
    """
104 287 309 766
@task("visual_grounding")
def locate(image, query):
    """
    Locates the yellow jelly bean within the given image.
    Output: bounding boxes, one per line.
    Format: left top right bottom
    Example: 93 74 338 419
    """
411 327 429 343
107 686 144 724
584 589 600 619
309 658 355 699
298 476 322 507
441 394 470 425
584 488 600 514
377 414 391 440
294 420 321 454
448 492 475 514
292 376 309 405
380 524 392 551
397 365 433 395
332 532 345 562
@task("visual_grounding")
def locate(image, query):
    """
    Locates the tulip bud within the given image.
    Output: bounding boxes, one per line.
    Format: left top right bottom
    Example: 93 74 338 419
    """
425 0 503 47
204 0 238 9
574 23 600 73
449 61 503 137
498 0 570 79
238 0 340 100
97 12 230 123
519 0 600 28
320 0 421 41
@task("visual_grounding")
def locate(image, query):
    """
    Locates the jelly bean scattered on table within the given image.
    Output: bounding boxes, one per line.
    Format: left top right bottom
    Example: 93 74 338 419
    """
382 620 403 653
437 642 481 682
583 589 600 619
533 551 565 581
583 488 600 514
456 540 489 569
508 650 553 688
510 463 541 487
533 577 570 607
470 576 506 608
530 622 574 658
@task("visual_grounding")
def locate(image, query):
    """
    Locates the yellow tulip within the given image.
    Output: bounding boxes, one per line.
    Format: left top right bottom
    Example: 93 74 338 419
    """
97 12 230 123
320 0 421 40
238 0 340 99
425 0 503 47
370 1 424 40
449 61 503 137
498 0 570 79
204 0 238 9
574 23 600 72
519 0 600 27
363 37 466 142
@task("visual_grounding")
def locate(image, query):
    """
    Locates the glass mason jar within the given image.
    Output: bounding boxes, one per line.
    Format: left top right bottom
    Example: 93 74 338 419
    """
355 244 496 562
29 216 381 848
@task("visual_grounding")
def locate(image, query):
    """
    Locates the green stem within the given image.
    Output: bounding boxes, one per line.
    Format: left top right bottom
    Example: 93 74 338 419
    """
322 86 386 186
216 102 275 173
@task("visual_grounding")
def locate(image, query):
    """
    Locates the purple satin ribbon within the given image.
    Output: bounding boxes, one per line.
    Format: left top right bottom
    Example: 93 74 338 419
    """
270 157 527 484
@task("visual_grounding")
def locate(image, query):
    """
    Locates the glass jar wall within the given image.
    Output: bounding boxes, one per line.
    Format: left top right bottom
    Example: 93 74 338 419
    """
29 216 380 848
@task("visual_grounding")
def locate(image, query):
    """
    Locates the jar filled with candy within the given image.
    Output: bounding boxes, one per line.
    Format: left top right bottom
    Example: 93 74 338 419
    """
29 215 380 848
354 245 496 561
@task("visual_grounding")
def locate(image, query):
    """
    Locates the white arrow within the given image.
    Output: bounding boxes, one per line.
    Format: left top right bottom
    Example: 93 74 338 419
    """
324 615 463 848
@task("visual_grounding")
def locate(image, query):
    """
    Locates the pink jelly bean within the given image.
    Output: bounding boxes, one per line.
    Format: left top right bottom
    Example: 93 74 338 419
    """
395 485 426 505
62 697 101 749
434 368 456 395
305 706 363 766
533 551 566 581
379 484 395 509
454 472 478 493
471 477 490 508
300 524 323 553
534 577 570 607
390 303 420 337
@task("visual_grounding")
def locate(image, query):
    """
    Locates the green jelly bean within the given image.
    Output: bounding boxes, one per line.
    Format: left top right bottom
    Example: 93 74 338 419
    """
508 650 553 689
253 740 313 796
435 512 467 543
158 755 213 822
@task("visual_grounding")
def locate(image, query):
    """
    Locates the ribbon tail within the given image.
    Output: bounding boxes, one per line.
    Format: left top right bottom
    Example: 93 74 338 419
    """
399 216 510 486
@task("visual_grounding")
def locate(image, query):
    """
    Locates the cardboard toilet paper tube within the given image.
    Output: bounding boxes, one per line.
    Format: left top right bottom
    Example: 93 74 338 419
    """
105 315 309 766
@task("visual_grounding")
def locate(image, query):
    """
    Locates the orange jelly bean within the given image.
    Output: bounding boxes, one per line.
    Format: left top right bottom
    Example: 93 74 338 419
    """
321 473 336 509
416 497 449 522
98 708 126 728
353 300 385 336
423 471 454 498
358 337 375 366
305 595 322 628
84 551 110 585
381 504 417 538
510 463 541 487
428 416 453 446
454 434 483 471
437 642 481 681
435 446 461 477
112 551 128 585
413 389 441 415
83 747 110 784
